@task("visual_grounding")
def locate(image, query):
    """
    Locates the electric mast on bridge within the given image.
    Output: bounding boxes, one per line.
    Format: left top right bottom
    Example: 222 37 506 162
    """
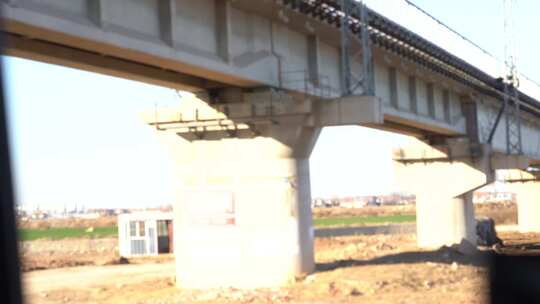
503 0 522 155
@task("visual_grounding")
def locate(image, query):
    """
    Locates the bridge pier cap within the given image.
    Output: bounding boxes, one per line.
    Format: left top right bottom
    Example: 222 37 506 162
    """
141 91 381 289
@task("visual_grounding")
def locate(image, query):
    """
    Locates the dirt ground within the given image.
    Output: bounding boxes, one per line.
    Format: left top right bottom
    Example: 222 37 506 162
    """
20 238 119 271
20 203 520 303
23 232 519 304
19 238 172 272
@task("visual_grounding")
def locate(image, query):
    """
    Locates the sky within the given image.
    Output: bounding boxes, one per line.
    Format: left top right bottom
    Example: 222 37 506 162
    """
378 0 540 98
3 0 539 211
401 0 540 82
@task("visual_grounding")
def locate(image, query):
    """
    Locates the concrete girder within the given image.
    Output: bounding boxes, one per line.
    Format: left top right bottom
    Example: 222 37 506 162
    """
2 33 218 92
3 0 540 154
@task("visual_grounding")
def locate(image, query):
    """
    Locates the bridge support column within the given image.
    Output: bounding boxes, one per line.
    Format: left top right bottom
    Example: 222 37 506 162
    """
145 95 321 289
394 139 492 249
414 188 477 248
514 182 540 232
499 170 540 232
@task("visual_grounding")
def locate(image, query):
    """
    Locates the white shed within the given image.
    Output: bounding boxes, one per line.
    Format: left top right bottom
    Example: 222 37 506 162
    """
118 212 173 257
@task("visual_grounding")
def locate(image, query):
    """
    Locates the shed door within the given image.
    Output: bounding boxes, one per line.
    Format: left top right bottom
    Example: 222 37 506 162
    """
157 220 170 254
146 220 157 255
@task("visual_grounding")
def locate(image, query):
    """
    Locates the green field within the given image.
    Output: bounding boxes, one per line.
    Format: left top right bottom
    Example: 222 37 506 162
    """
313 214 416 227
19 226 118 241
19 215 416 241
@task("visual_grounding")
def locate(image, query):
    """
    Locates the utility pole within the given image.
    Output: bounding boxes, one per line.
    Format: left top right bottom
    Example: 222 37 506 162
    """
487 0 523 154
339 0 374 96
502 0 522 155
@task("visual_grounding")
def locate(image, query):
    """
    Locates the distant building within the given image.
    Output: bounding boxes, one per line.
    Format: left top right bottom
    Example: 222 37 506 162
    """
115 208 129 215
339 199 367 209
473 192 516 204
30 210 49 220
312 193 415 209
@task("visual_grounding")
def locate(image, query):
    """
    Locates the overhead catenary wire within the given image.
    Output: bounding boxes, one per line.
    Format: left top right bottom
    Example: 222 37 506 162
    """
402 0 498 60
402 0 540 91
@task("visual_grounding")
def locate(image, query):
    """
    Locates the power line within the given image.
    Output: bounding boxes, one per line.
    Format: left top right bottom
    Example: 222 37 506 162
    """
519 73 540 91
401 0 540 92
402 0 499 60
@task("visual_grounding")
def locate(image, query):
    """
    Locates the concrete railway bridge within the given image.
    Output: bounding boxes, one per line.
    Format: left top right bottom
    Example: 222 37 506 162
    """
3 0 540 288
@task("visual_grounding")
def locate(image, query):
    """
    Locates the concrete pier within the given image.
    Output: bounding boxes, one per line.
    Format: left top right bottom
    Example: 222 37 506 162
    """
145 95 321 288
141 86 382 288
500 170 540 233
394 139 492 248
515 182 540 233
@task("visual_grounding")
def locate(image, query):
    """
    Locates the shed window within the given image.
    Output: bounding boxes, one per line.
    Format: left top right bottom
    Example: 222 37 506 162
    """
138 221 146 237
129 222 137 237
157 221 168 236
129 221 146 237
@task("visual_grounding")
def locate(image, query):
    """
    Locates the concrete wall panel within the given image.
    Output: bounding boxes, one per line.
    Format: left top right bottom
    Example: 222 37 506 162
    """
271 23 288 57
416 79 429 116
433 86 445 121
175 0 218 55
272 25 310 91
104 0 161 38
374 63 390 105
319 41 340 94
252 15 272 52
449 91 463 124
397 71 410 111
521 119 540 158
285 29 308 73
19 0 88 19
230 6 253 56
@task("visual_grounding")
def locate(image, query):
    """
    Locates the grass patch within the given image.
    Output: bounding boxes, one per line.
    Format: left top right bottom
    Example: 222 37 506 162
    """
313 214 416 227
19 215 416 240
19 226 118 241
